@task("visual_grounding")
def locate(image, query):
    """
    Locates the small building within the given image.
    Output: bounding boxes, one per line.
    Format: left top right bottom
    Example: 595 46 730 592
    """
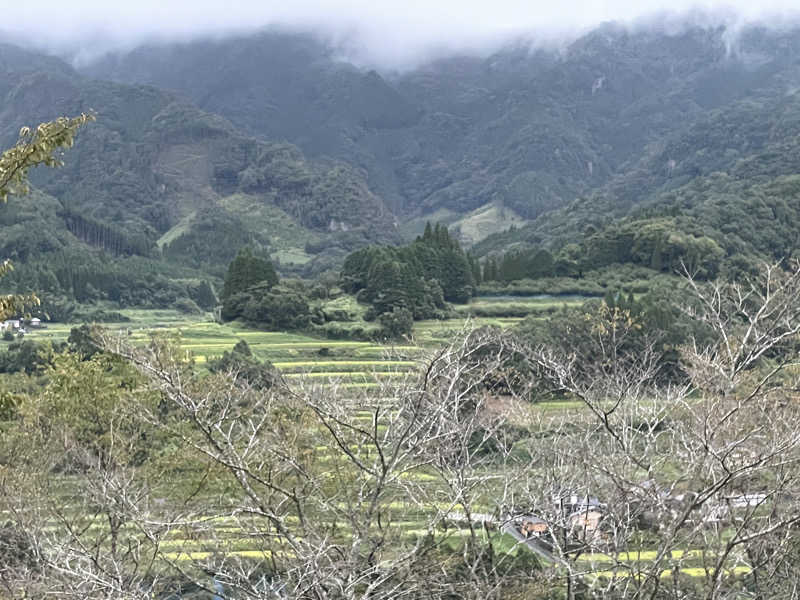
1 319 20 331
29 317 41 328
520 515 550 538
569 509 604 536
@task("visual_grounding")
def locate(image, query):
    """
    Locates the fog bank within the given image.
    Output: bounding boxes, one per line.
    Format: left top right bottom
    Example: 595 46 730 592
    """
3 1 800 69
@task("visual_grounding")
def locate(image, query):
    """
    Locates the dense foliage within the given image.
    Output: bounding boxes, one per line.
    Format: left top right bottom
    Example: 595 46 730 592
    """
482 217 725 286
221 247 279 301
206 339 276 389
218 250 315 331
341 223 474 319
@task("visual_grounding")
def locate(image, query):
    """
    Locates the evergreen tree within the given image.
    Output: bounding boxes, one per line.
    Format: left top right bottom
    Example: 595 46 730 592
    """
529 249 555 278
232 339 252 356
378 306 414 339
191 280 218 310
340 222 474 320
626 291 637 312
468 254 482 285
650 237 664 272
483 257 495 282
422 221 433 241
221 248 278 301
207 340 275 389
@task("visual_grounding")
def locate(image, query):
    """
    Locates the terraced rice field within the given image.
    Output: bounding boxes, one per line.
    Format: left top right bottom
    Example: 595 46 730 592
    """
14 296 589 384
30 501 749 585
18 299 741 584
19 307 540 391
19 314 416 388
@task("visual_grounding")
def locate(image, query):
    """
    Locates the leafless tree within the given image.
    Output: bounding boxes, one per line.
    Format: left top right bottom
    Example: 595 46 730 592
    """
6 262 800 599
65 327 546 600
514 262 800 599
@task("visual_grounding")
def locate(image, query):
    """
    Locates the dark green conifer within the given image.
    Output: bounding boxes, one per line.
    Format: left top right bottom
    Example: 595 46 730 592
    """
221 247 278 301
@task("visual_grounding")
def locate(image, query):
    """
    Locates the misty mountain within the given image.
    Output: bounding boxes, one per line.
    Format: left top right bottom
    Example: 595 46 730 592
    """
4 22 800 306
0 42 395 280
85 25 800 234
473 27 800 266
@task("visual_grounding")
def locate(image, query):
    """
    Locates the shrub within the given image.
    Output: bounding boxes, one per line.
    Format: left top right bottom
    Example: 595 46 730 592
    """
378 307 414 339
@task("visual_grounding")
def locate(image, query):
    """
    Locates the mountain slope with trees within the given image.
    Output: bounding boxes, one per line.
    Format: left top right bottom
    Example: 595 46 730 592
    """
474 82 800 284
0 44 398 309
86 24 800 238
4 23 800 309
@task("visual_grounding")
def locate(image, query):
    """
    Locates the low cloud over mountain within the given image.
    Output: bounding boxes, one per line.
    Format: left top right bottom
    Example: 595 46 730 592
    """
5 0 800 69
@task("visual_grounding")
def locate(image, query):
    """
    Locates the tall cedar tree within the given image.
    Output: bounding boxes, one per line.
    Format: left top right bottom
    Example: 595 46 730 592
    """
340 222 474 317
221 248 278 301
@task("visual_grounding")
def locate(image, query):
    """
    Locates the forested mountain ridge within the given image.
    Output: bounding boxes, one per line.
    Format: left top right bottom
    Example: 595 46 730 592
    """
475 56 800 278
86 24 800 235
4 23 800 307
0 42 397 307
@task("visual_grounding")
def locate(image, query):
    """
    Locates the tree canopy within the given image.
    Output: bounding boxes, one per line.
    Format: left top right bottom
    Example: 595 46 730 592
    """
220 247 279 301
341 222 474 319
0 114 93 319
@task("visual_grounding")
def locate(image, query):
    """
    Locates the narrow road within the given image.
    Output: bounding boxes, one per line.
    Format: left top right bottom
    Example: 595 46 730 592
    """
500 522 567 565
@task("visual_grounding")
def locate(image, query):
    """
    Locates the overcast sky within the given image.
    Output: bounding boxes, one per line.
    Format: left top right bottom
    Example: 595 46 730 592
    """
5 1 800 68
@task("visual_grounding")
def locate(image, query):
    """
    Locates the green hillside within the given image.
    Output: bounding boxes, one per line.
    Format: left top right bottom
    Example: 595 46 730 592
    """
0 44 400 307
86 25 800 236
4 24 800 307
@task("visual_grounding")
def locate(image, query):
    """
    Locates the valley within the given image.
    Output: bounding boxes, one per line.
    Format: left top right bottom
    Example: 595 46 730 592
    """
3 15 800 599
